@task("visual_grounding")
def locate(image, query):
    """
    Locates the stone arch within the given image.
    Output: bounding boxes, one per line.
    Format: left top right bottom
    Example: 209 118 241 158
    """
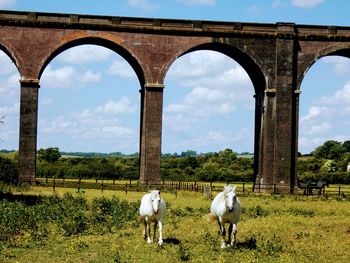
38 34 145 87
298 43 350 90
163 41 267 96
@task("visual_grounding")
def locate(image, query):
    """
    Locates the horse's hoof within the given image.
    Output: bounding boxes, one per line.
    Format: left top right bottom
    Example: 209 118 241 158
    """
220 243 227 249
158 240 163 246
147 239 153 244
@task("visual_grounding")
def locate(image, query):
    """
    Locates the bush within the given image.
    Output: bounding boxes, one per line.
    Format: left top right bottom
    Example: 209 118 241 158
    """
0 156 19 184
0 193 139 245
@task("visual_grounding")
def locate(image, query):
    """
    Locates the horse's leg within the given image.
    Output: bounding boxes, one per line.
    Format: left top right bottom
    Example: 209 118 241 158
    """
158 220 163 246
217 219 226 249
153 221 158 242
146 221 152 243
143 220 147 239
227 223 233 246
230 223 238 247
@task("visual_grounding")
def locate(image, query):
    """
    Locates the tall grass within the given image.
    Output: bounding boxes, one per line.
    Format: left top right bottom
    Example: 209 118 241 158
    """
1 187 350 262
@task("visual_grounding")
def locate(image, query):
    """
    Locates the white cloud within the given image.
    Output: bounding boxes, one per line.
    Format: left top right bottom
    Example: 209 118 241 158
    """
179 0 216 6
0 73 20 102
163 114 196 133
95 97 136 114
291 0 324 8
41 65 100 89
168 51 251 93
40 97 137 137
0 102 19 116
300 106 329 122
108 59 136 78
303 121 332 135
322 56 350 75
317 81 350 106
165 86 236 118
0 0 16 8
57 45 113 64
126 0 158 11
81 70 101 83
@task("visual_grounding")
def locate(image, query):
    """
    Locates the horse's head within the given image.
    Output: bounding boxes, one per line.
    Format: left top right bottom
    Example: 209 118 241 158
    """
224 186 237 212
150 190 161 214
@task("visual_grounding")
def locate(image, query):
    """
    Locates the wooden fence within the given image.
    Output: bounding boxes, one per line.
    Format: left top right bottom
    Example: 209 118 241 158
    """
33 178 350 197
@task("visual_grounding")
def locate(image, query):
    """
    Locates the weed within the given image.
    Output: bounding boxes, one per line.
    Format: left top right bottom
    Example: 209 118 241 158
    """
178 244 191 261
258 234 284 256
287 207 315 217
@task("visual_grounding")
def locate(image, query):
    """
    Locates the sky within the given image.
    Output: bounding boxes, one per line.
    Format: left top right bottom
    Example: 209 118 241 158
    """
0 0 350 155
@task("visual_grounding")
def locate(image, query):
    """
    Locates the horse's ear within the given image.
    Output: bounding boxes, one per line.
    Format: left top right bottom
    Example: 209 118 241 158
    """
158 190 161 195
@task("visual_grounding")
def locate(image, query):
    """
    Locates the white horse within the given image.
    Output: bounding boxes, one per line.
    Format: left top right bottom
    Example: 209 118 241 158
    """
210 185 242 249
139 190 166 245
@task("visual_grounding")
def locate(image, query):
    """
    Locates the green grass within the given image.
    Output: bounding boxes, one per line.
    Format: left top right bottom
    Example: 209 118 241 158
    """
1 187 350 262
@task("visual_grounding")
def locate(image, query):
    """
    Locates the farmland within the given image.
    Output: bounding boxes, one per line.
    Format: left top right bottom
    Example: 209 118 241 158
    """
1 185 350 262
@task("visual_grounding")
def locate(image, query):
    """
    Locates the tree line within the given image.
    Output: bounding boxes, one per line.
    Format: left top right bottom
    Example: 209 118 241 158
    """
1 140 350 185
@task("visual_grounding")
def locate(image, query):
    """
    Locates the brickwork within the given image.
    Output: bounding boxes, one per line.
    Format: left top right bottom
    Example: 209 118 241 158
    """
1 10 350 191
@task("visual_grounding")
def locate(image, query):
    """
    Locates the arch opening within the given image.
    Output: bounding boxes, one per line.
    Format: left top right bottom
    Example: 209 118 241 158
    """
39 37 145 87
38 44 141 156
0 49 20 152
163 49 257 181
298 53 350 179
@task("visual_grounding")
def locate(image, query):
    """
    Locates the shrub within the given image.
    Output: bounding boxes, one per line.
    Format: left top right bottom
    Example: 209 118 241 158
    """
0 156 19 184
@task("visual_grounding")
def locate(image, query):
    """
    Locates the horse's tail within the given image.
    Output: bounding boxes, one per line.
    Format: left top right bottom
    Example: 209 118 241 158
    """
207 213 217 222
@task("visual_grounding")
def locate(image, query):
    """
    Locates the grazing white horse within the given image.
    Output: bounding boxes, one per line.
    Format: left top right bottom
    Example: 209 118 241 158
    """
210 185 242 249
139 190 166 245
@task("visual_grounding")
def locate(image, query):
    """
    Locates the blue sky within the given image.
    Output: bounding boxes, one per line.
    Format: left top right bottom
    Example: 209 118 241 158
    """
0 0 349 154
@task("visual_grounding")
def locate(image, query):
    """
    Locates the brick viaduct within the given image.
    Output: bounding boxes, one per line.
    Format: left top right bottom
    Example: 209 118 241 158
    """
1 10 350 192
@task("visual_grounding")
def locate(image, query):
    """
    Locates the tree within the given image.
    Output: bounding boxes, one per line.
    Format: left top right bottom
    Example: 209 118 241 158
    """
181 150 197 157
38 147 61 163
342 140 350 153
313 140 342 159
218 148 237 165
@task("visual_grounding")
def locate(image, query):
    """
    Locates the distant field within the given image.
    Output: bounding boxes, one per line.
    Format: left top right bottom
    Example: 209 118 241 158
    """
1 186 350 262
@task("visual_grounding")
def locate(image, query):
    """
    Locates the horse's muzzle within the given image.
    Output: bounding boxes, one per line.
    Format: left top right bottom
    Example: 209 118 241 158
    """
229 208 233 212
154 209 159 214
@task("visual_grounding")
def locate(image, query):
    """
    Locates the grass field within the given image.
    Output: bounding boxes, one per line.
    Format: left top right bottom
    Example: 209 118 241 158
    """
1 186 350 262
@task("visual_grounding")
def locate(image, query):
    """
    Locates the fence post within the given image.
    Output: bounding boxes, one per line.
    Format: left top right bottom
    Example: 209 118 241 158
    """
243 183 245 193
339 185 341 196
210 182 213 200
53 176 56 192
101 179 104 194
77 176 81 193
258 183 261 193
273 184 276 195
